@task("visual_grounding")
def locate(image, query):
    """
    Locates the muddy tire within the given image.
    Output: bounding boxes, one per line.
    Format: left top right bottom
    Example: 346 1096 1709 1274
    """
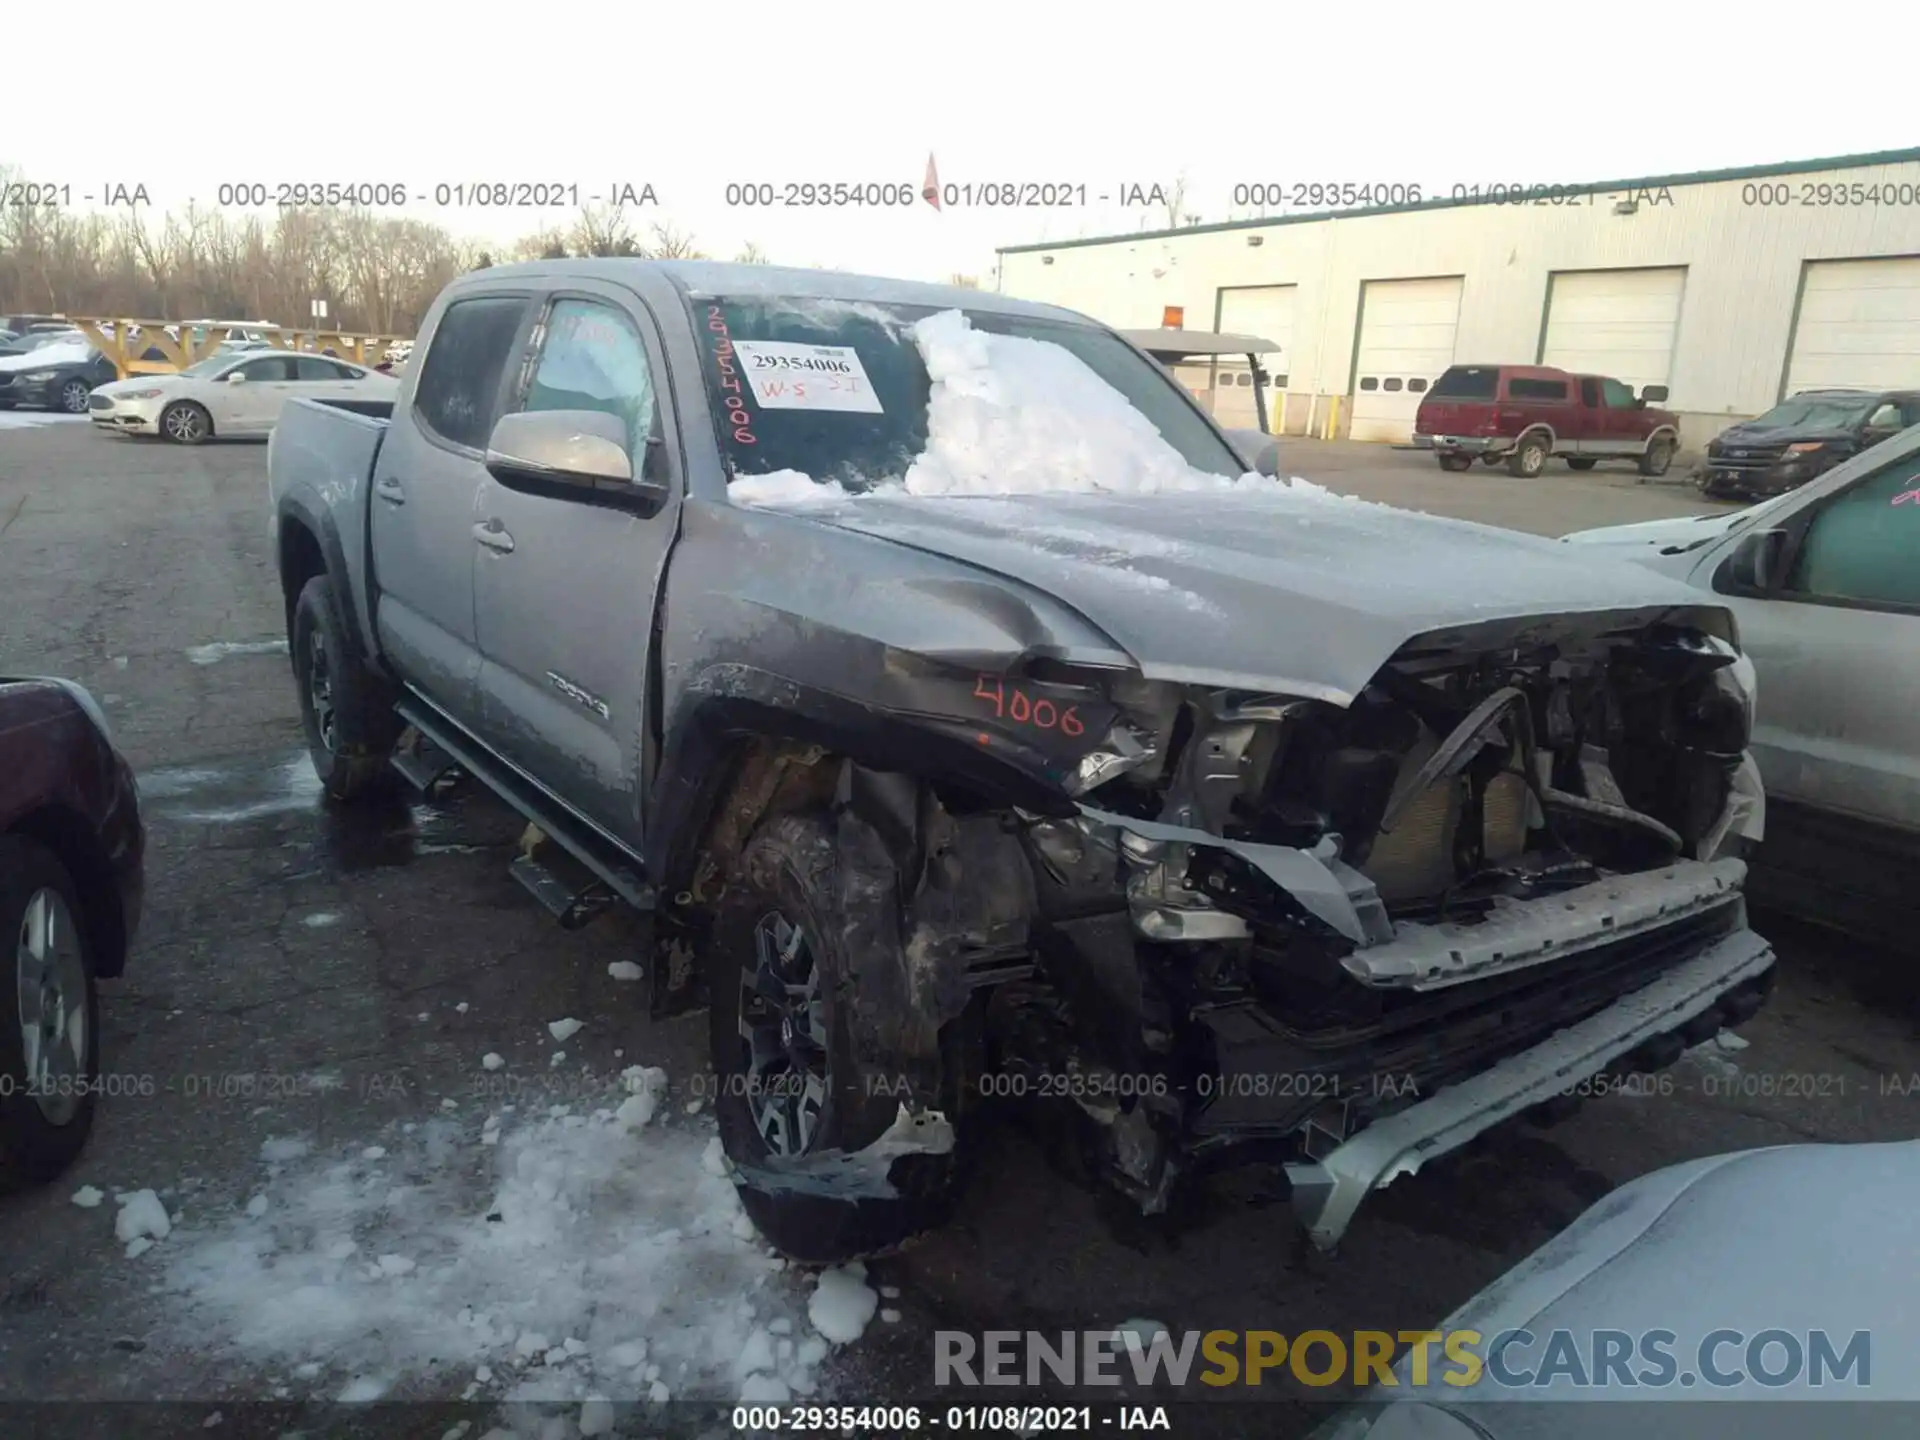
292 573 401 802
1506 433 1550 477
1639 437 1675 477
160 400 212 445
1436 453 1472 472
0 838 101 1185
710 813 971 1264
1566 457 1599 471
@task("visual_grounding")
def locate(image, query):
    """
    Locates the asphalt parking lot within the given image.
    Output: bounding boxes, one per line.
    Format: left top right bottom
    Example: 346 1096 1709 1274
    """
1 419 1915 1438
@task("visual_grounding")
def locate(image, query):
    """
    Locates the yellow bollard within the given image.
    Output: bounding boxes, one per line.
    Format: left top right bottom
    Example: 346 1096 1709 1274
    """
1275 391 1288 437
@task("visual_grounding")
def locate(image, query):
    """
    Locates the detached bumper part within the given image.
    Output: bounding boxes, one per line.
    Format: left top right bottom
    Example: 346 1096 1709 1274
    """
1283 926 1775 1248
726 1103 955 1201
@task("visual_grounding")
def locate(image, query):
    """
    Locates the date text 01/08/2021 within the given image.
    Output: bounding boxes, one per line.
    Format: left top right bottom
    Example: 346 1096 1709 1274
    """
719 182 1174 208
730 1405 1172 1432
205 182 658 209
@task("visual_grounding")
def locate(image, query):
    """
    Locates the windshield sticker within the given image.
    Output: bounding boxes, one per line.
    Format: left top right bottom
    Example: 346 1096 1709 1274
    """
1893 488 1920 506
731 340 883 414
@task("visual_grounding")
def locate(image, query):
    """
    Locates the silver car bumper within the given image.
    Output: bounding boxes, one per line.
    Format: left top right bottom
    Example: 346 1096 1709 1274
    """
1285 924 1775 1247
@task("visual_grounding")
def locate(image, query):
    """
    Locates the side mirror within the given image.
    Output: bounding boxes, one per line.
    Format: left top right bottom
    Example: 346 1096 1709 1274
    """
227 371 247 384
1253 441 1282 478
1640 385 1669 404
485 409 666 512
1722 527 1789 592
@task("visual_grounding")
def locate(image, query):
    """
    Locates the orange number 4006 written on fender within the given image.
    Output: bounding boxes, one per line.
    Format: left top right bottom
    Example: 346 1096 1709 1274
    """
972 674 1086 736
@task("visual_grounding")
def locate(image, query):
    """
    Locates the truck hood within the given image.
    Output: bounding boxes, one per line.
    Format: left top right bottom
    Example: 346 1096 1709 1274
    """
1560 509 1744 554
792 490 1734 703
1711 421 1854 447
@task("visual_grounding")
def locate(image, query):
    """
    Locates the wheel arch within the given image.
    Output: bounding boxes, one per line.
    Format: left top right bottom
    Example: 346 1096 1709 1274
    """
5 807 127 979
1518 423 1559 450
1645 424 1681 448
276 495 374 669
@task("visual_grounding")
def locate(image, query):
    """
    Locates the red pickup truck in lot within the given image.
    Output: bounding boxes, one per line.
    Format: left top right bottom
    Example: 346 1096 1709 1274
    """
1413 364 1680 479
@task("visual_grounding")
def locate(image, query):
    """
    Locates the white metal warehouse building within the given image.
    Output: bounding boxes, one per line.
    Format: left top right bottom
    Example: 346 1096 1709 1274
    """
994 148 1920 448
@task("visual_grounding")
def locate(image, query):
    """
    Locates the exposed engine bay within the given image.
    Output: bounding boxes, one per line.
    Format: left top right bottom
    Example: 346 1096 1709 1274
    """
973 621 1769 1227
685 619 1774 1248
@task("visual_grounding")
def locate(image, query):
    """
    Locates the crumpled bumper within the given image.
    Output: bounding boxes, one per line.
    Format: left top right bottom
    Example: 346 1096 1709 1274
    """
1284 924 1775 1248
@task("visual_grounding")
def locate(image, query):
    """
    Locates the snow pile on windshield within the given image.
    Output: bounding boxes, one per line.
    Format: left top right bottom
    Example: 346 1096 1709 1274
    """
727 309 1322 506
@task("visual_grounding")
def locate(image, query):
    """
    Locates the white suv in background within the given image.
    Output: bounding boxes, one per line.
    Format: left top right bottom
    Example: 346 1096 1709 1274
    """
1564 425 1920 948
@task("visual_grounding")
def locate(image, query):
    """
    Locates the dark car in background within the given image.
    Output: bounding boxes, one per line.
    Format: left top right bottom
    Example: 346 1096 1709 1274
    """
1700 389 1920 499
0 677 143 1181
1413 363 1679 477
0 338 119 414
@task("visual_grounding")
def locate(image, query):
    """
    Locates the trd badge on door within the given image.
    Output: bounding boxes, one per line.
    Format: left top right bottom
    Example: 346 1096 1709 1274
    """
546 671 611 719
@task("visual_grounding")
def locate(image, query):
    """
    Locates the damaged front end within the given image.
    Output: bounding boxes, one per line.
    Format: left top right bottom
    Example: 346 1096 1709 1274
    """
997 617 1776 1245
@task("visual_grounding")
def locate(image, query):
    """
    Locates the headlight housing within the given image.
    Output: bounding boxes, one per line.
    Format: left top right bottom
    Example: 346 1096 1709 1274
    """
22 370 56 383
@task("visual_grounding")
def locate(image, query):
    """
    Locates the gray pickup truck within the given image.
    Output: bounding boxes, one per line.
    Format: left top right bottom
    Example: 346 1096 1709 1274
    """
267 259 1776 1264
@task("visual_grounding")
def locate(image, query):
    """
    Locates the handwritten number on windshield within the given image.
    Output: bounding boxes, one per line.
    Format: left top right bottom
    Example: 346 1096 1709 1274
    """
1892 488 1920 505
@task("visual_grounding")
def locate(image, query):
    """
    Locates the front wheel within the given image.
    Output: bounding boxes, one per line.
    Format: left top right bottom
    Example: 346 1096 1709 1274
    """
0 838 101 1185
58 379 92 415
292 574 401 801
1639 438 1675 477
160 401 212 445
1436 453 1472 472
1506 434 1550 477
710 814 971 1263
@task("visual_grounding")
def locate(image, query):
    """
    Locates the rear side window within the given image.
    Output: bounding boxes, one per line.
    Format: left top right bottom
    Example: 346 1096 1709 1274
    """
413 296 527 450
1429 366 1498 399
1508 377 1568 400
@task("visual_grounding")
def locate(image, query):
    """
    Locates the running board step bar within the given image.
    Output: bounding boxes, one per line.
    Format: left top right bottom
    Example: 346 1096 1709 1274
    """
510 844 619 930
393 695 655 913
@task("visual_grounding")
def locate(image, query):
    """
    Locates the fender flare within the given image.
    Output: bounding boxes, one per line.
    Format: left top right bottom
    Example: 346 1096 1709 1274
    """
1645 424 1681 449
275 487 376 668
1517 424 1559 452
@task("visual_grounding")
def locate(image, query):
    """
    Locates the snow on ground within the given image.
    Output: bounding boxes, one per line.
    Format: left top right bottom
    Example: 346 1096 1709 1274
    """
185 639 291 666
0 410 89 429
147 1065 879 1423
725 309 1336 507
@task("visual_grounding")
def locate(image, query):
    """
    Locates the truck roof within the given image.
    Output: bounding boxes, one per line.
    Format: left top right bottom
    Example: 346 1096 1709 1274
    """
467 259 1087 326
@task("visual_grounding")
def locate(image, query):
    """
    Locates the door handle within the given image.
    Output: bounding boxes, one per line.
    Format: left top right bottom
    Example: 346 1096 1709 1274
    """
374 477 406 505
473 521 515 553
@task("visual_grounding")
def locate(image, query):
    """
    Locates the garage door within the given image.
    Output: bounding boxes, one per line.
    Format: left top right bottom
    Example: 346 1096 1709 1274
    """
1349 277 1463 442
1541 267 1685 394
1214 286 1296 429
1784 258 1920 394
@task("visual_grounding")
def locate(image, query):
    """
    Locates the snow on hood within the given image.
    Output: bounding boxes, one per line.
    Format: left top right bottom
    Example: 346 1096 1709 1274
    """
727 311 1732 702
0 341 93 371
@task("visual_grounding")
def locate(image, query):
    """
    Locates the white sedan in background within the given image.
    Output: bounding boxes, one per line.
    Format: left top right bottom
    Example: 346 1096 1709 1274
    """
89 350 399 444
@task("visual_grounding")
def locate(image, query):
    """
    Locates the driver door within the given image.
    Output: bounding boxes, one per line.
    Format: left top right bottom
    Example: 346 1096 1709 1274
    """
471 285 681 849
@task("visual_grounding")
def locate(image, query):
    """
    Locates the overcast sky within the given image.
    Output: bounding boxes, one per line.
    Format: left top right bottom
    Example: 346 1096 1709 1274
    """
6 2 1911 284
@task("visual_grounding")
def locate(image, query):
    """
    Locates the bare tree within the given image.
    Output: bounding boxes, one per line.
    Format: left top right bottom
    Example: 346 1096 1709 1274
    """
947 273 980 289
733 241 771 264
573 202 640 257
643 222 707 260
1162 172 1188 231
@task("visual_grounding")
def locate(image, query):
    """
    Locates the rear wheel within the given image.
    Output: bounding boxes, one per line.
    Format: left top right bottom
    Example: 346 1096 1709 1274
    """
1639 437 1675 477
1506 433 1550 477
1566 457 1599 471
293 574 401 801
710 814 971 1263
1436 453 1472 472
160 401 211 445
0 838 100 1185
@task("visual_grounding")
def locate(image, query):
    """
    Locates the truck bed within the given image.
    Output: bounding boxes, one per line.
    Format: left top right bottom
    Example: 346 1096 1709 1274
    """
267 396 396 660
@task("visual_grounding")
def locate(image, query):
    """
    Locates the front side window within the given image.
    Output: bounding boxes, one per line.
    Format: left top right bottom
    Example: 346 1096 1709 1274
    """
413 295 527 450
1787 455 1920 609
519 300 656 457
294 357 345 381
1601 378 1637 407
